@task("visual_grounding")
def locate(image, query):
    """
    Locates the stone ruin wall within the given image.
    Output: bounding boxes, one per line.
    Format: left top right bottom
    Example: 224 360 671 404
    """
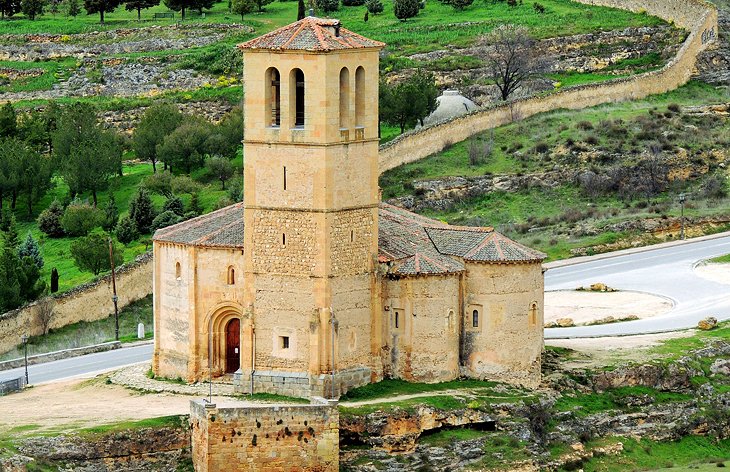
0 252 152 355
378 0 719 173
190 399 339 472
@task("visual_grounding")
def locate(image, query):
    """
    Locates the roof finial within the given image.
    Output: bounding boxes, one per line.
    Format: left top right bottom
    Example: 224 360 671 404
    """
308 7 314 16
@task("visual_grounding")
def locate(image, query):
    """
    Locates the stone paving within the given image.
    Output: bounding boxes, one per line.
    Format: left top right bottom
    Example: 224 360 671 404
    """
109 363 236 396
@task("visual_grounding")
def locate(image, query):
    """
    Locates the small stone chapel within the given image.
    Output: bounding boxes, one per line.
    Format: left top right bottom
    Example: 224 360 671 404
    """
152 16 546 398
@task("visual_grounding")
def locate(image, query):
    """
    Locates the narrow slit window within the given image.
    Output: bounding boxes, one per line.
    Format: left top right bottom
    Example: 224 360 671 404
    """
529 302 538 326
395 311 399 329
282 233 286 246
281 336 290 349
472 309 479 328
175 262 181 280
283 166 287 190
227 266 235 285
350 230 354 242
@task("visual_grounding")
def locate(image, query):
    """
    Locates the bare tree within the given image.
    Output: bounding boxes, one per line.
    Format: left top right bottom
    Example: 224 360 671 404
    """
35 297 56 336
483 24 544 101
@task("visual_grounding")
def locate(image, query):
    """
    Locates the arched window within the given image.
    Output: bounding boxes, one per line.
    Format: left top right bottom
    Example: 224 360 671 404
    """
175 261 181 280
447 309 455 333
227 266 235 285
290 68 305 128
265 67 281 127
529 302 538 327
472 309 479 328
355 66 365 127
339 67 350 129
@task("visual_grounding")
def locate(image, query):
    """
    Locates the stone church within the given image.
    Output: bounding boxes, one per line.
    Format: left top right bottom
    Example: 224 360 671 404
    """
152 17 545 398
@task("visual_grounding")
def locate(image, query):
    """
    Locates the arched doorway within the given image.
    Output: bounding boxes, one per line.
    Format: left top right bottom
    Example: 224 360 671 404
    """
225 318 240 373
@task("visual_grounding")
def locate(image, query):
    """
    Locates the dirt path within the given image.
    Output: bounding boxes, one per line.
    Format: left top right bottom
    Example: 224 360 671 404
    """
545 290 673 325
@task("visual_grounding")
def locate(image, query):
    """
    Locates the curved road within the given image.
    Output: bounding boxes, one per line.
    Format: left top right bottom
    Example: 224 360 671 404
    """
545 233 730 339
2 233 729 384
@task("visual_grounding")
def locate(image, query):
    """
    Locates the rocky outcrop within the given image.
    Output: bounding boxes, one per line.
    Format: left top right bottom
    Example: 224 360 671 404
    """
695 7 730 84
340 406 495 452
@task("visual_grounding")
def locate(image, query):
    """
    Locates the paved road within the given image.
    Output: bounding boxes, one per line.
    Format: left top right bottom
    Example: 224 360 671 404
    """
0 343 153 384
545 234 730 338
2 234 729 384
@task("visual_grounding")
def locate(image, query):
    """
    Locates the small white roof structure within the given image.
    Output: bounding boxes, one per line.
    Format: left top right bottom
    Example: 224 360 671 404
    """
422 89 478 126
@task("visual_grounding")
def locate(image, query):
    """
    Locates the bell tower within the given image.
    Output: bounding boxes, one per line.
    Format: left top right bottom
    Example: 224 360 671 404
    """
238 17 384 397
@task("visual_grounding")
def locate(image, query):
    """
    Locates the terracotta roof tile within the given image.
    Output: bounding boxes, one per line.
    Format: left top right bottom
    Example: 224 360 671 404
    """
153 203 245 248
238 16 385 52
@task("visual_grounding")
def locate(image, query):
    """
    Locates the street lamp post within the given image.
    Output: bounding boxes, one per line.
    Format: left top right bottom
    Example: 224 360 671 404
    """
679 193 686 240
21 334 29 385
108 239 119 341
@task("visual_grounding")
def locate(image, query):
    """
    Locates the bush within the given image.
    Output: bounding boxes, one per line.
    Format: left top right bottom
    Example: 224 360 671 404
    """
317 0 339 12
576 120 593 130
342 0 364 5
129 188 157 234
228 177 243 203
116 216 139 245
534 141 549 154
37 199 66 238
365 0 383 13
393 0 419 20
151 211 183 232
18 233 43 270
533 1 545 13
188 193 204 216
61 200 104 237
667 103 681 113
700 174 728 200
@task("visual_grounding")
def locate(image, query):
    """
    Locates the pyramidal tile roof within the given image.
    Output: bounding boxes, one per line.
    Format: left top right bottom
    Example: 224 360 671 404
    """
238 16 385 52
153 202 545 272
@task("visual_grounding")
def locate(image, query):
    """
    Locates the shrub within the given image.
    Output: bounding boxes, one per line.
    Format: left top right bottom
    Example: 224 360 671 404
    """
151 211 183 232
576 120 593 130
533 1 545 13
700 174 728 200
18 233 44 270
365 0 383 13
667 103 681 113
534 141 549 154
129 188 157 234
228 177 243 203
61 200 104 237
342 0 364 5
37 199 66 238
116 216 139 245
102 195 119 232
585 134 598 145
188 193 204 216
317 0 339 12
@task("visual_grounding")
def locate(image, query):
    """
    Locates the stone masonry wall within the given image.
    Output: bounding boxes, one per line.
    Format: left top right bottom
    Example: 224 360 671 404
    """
190 398 339 472
0 252 152 355
251 209 318 276
378 0 719 173
329 209 374 276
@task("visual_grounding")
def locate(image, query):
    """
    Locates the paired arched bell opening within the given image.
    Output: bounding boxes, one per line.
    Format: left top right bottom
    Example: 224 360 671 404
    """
206 305 244 376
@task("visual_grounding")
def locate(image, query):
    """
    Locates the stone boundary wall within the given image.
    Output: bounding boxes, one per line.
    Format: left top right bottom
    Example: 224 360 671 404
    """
378 0 719 173
0 252 152 355
190 398 339 472
0 341 122 371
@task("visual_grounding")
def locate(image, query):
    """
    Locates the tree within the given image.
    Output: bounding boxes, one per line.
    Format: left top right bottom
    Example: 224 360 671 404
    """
162 195 184 216
170 175 202 195
151 210 182 232
115 216 139 244
163 0 212 19
206 156 235 190
134 104 182 174
231 0 254 20
253 0 270 11
70 230 123 276
83 0 121 23
393 0 418 20
213 106 243 158
0 0 21 18
18 232 43 270
380 71 438 133
0 243 22 312
21 0 44 19
37 199 66 237
52 103 122 206
365 0 382 14
142 170 174 197
482 24 542 101
35 297 55 335
0 103 17 138
188 192 203 216
128 187 157 234
157 116 213 174
14 139 52 216
66 0 80 16
61 199 104 236
296 0 304 19
103 194 119 231
316 0 337 13
0 137 22 211
124 0 158 19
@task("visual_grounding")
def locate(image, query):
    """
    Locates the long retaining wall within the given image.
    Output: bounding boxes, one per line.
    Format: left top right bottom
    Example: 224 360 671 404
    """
378 0 719 173
0 252 152 355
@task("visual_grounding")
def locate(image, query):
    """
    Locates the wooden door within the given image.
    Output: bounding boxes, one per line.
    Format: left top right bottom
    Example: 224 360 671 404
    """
225 318 240 373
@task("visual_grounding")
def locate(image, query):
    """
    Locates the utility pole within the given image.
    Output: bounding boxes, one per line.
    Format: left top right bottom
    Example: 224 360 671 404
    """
108 239 119 341
679 193 686 240
21 334 29 385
